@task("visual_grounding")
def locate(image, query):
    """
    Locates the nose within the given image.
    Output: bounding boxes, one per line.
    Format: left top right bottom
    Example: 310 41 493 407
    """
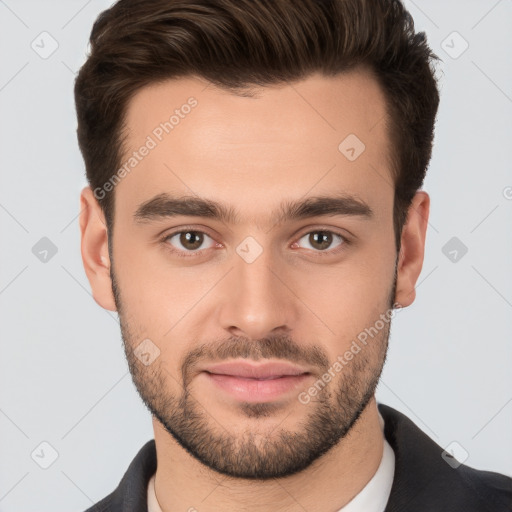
216 246 300 341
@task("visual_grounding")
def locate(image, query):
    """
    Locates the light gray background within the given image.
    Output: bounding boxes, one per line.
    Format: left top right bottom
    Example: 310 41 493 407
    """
0 1 511 511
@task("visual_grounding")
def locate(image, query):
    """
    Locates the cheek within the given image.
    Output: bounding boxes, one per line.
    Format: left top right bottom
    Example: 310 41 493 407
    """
297 252 394 349
113 257 213 366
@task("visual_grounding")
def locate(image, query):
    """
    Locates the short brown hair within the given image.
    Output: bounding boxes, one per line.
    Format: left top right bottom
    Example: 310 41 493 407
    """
74 0 440 252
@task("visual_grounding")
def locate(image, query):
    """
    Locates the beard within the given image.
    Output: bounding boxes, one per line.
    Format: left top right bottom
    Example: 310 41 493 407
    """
110 262 396 480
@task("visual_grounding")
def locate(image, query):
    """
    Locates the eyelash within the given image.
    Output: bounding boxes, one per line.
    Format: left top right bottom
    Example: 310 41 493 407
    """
160 226 351 259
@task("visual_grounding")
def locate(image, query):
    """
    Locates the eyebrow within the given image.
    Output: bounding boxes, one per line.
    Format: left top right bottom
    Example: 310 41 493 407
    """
133 192 374 226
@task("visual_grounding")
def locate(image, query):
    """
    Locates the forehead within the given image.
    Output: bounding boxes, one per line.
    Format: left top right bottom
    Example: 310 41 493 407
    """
116 69 393 225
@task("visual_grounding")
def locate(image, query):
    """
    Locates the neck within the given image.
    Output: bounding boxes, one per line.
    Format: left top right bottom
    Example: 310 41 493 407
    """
152 397 384 512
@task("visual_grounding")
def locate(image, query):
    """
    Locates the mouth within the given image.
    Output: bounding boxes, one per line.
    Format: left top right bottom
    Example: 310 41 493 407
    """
200 360 313 402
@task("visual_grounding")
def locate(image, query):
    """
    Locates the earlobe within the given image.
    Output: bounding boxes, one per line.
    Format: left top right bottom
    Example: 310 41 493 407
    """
79 187 117 312
394 191 430 308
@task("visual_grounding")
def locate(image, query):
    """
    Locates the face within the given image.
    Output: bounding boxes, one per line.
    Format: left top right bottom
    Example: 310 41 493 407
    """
81 69 428 479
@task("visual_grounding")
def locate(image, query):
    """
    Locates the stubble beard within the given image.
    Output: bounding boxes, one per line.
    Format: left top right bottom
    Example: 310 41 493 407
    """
111 263 395 480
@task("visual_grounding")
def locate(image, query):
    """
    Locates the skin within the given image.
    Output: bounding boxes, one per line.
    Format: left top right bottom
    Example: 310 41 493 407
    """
79 68 429 511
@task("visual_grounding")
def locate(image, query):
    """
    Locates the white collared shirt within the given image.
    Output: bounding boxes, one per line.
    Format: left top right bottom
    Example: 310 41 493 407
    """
148 413 395 512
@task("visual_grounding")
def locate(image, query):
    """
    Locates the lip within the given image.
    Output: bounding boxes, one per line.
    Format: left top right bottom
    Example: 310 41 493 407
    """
202 360 311 379
200 360 313 402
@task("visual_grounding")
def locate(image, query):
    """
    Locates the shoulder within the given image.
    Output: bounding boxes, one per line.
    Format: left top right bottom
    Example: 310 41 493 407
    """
458 463 512 511
83 495 114 512
81 439 157 512
378 403 512 512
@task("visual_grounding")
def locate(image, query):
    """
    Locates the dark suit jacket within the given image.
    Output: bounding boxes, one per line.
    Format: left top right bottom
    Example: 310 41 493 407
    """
84 404 512 511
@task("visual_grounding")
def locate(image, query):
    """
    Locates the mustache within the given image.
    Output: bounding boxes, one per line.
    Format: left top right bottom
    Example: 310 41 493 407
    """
180 334 330 387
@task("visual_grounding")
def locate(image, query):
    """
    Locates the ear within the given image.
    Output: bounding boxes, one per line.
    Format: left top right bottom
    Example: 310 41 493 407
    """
79 186 117 312
394 191 430 308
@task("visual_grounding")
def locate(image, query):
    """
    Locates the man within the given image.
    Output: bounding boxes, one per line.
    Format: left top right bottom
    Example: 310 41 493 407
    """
75 0 512 510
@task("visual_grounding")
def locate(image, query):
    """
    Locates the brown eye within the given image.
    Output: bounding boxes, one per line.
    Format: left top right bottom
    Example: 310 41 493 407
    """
164 230 216 254
296 230 346 252
179 231 204 250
